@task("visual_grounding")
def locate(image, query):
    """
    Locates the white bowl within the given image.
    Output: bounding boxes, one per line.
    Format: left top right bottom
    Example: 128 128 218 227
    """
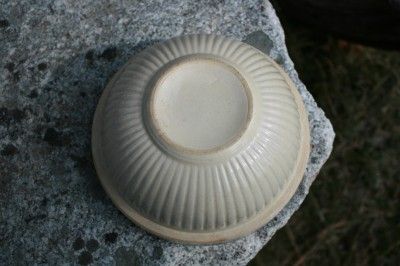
92 34 310 244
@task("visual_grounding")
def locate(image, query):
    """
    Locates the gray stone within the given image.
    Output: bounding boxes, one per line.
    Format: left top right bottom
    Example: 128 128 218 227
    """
0 0 334 265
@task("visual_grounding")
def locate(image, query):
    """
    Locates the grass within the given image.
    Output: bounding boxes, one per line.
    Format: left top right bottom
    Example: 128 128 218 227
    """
250 19 400 266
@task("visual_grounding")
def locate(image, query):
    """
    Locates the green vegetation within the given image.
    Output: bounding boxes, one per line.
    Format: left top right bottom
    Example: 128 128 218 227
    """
250 21 400 266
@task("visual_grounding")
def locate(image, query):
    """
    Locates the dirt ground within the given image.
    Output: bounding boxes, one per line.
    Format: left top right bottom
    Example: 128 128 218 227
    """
250 18 400 266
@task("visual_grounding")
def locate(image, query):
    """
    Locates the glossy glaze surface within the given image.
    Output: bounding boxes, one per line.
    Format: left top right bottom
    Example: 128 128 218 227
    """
92 34 310 243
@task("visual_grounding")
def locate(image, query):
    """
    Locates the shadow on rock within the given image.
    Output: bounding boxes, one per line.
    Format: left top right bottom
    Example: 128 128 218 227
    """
40 39 160 202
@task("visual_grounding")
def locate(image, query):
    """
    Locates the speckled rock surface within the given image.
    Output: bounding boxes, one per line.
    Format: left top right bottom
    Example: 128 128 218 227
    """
0 0 334 265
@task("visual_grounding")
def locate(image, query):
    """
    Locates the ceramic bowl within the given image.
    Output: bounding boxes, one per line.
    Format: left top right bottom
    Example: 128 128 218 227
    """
92 34 310 244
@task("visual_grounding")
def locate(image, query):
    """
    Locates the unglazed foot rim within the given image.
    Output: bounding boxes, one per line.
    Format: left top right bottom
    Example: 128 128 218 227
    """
146 55 253 155
91 34 310 244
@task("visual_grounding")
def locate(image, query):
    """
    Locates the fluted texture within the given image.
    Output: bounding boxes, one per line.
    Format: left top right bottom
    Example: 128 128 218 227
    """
92 35 309 242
